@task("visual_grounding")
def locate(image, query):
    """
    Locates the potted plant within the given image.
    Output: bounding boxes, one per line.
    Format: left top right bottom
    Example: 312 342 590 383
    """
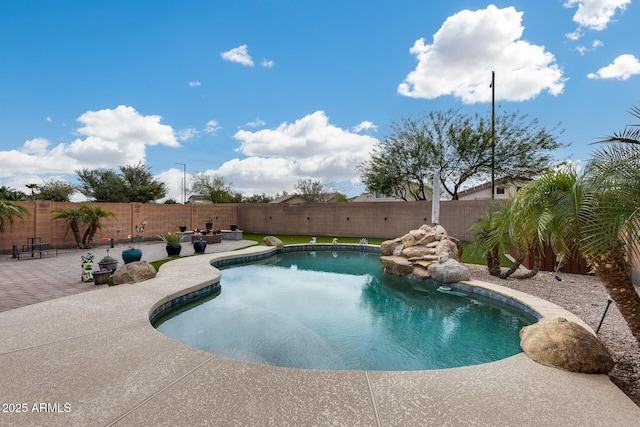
230 224 238 231
123 221 146 263
179 219 187 232
205 216 213 230
159 232 182 256
98 254 119 274
92 268 111 285
192 232 207 254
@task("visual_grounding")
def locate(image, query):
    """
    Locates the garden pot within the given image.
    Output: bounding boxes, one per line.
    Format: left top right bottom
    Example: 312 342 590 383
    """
98 261 118 274
179 226 187 232
166 243 182 257
122 249 142 264
92 269 111 285
230 224 238 231
205 222 213 230
193 240 207 254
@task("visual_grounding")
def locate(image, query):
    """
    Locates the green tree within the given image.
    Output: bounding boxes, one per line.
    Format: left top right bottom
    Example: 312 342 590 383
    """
51 207 85 248
0 200 29 232
294 178 344 202
578 129 640 344
119 163 168 202
242 193 274 203
359 109 565 200
191 173 236 203
33 178 76 202
75 163 166 203
477 111 640 344
0 186 28 201
25 183 39 200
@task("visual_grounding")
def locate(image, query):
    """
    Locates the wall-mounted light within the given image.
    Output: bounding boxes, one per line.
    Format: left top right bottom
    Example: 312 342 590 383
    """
347 217 350 221
384 217 387 221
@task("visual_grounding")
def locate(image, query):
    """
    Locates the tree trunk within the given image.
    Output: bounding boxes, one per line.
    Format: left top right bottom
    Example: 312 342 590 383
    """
593 248 640 345
70 222 82 249
500 249 524 279
487 245 501 276
515 245 542 279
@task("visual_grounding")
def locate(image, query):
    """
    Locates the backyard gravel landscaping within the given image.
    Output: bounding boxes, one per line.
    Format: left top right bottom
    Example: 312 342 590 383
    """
465 263 640 406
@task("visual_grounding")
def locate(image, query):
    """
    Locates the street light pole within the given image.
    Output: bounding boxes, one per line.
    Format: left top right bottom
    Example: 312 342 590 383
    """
490 70 495 200
175 163 186 204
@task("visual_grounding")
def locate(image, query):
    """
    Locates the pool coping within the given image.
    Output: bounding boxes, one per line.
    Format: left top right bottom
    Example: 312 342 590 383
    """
0 244 638 426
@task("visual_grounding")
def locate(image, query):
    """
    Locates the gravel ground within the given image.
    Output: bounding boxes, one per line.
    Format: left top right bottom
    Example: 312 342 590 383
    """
465 263 640 407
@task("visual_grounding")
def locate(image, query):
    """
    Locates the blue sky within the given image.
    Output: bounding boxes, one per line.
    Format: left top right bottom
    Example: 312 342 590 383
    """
1 0 639 201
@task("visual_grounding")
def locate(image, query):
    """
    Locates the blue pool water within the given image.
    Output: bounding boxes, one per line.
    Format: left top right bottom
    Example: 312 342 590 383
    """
153 250 536 370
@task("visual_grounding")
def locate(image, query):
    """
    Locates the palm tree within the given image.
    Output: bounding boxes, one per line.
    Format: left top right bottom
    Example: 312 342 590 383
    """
578 139 640 344
471 201 510 277
79 205 116 248
508 167 580 279
51 207 85 248
0 200 29 232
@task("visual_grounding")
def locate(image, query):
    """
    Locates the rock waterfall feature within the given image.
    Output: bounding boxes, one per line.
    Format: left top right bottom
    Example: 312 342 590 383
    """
379 224 471 283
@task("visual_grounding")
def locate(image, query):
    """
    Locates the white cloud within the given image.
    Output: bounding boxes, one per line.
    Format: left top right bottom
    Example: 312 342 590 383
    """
221 45 254 67
208 111 379 195
398 5 565 103
352 121 378 133
0 105 180 179
576 39 605 55
587 54 640 80
261 58 275 68
241 117 266 128
177 127 198 141
46 116 52 122
204 120 221 134
188 80 201 87
564 0 630 35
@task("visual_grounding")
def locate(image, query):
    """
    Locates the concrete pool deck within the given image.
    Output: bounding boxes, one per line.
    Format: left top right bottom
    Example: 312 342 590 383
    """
1 244 639 426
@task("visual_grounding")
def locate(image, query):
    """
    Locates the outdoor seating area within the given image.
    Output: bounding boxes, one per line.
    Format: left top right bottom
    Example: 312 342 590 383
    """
12 236 58 260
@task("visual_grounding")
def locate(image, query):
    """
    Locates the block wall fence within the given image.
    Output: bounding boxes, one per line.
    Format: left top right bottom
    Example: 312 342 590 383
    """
1 200 491 253
2 199 639 283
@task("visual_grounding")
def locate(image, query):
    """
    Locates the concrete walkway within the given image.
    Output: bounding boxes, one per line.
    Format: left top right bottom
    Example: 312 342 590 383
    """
1 243 639 426
0 239 256 312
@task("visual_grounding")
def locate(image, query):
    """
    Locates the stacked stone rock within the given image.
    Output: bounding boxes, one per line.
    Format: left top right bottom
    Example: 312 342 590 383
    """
379 224 471 283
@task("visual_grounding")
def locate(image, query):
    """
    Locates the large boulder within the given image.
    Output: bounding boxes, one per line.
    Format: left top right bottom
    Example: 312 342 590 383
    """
263 236 284 249
380 240 397 256
380 256 414 276
435 239 460 261
112 261 157 285
520 317 614 374
427 258 471 283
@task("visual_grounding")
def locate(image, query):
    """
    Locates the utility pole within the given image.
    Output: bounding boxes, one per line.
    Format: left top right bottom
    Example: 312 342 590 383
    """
175 163 186 204
490 71 495 200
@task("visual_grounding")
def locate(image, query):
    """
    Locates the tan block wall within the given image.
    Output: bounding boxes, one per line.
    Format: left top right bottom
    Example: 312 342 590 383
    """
237 200 492 240
1 201 237 252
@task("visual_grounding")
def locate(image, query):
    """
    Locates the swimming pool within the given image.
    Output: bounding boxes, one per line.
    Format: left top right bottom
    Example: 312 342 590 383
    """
153 249 536 370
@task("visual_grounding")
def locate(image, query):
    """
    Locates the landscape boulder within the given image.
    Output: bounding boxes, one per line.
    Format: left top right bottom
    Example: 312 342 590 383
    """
112 261 157 285
263 236 284 249
380 240 397 256
520 317 614 374
427 258 471 283
380 256 414 276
